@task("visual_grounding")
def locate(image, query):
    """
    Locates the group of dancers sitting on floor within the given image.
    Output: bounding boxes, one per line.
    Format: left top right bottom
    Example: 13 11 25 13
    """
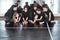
5 1 55 27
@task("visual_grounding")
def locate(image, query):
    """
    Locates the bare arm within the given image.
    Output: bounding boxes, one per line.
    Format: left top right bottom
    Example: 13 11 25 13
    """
26 17 28 21
23 18 25 21
49 12 51 21
37 16 43 21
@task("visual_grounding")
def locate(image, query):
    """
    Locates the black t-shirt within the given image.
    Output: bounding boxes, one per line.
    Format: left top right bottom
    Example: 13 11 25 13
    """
17 6 23 13
49 11 55 20
35 13 44 22
29 9 36 21
22 11 29 20
24 5 30 10
44 11 55 21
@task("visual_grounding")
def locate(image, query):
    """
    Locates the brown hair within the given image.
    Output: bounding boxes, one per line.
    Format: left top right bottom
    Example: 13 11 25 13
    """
36 8 42 11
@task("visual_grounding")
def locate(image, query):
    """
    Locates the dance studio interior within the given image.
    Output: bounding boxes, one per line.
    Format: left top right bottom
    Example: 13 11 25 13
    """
0 0 60 40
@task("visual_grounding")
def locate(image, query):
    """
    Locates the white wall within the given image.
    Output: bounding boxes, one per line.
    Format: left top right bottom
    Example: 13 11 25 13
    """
21 0 34 8
0 0 60 16
0 0 14 16
43 0 59 14
0 0 34 16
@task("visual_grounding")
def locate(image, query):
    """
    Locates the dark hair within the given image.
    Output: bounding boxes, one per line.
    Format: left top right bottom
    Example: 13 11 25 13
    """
25 2 28 5
36 8 42 11
33 4 37 7
42 1 45 4
17 0 20 2
43 5 53 13
42 5 50 10
34 1 36 3
24 6 28 9
13 5 17 7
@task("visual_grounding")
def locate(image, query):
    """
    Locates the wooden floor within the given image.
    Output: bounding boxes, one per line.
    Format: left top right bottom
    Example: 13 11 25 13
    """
0 18 60 40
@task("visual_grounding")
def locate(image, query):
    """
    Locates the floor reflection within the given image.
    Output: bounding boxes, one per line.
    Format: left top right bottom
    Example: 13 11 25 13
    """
0 18 60 40
0 20 6 30
52 20 60 40
0 29 51 40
